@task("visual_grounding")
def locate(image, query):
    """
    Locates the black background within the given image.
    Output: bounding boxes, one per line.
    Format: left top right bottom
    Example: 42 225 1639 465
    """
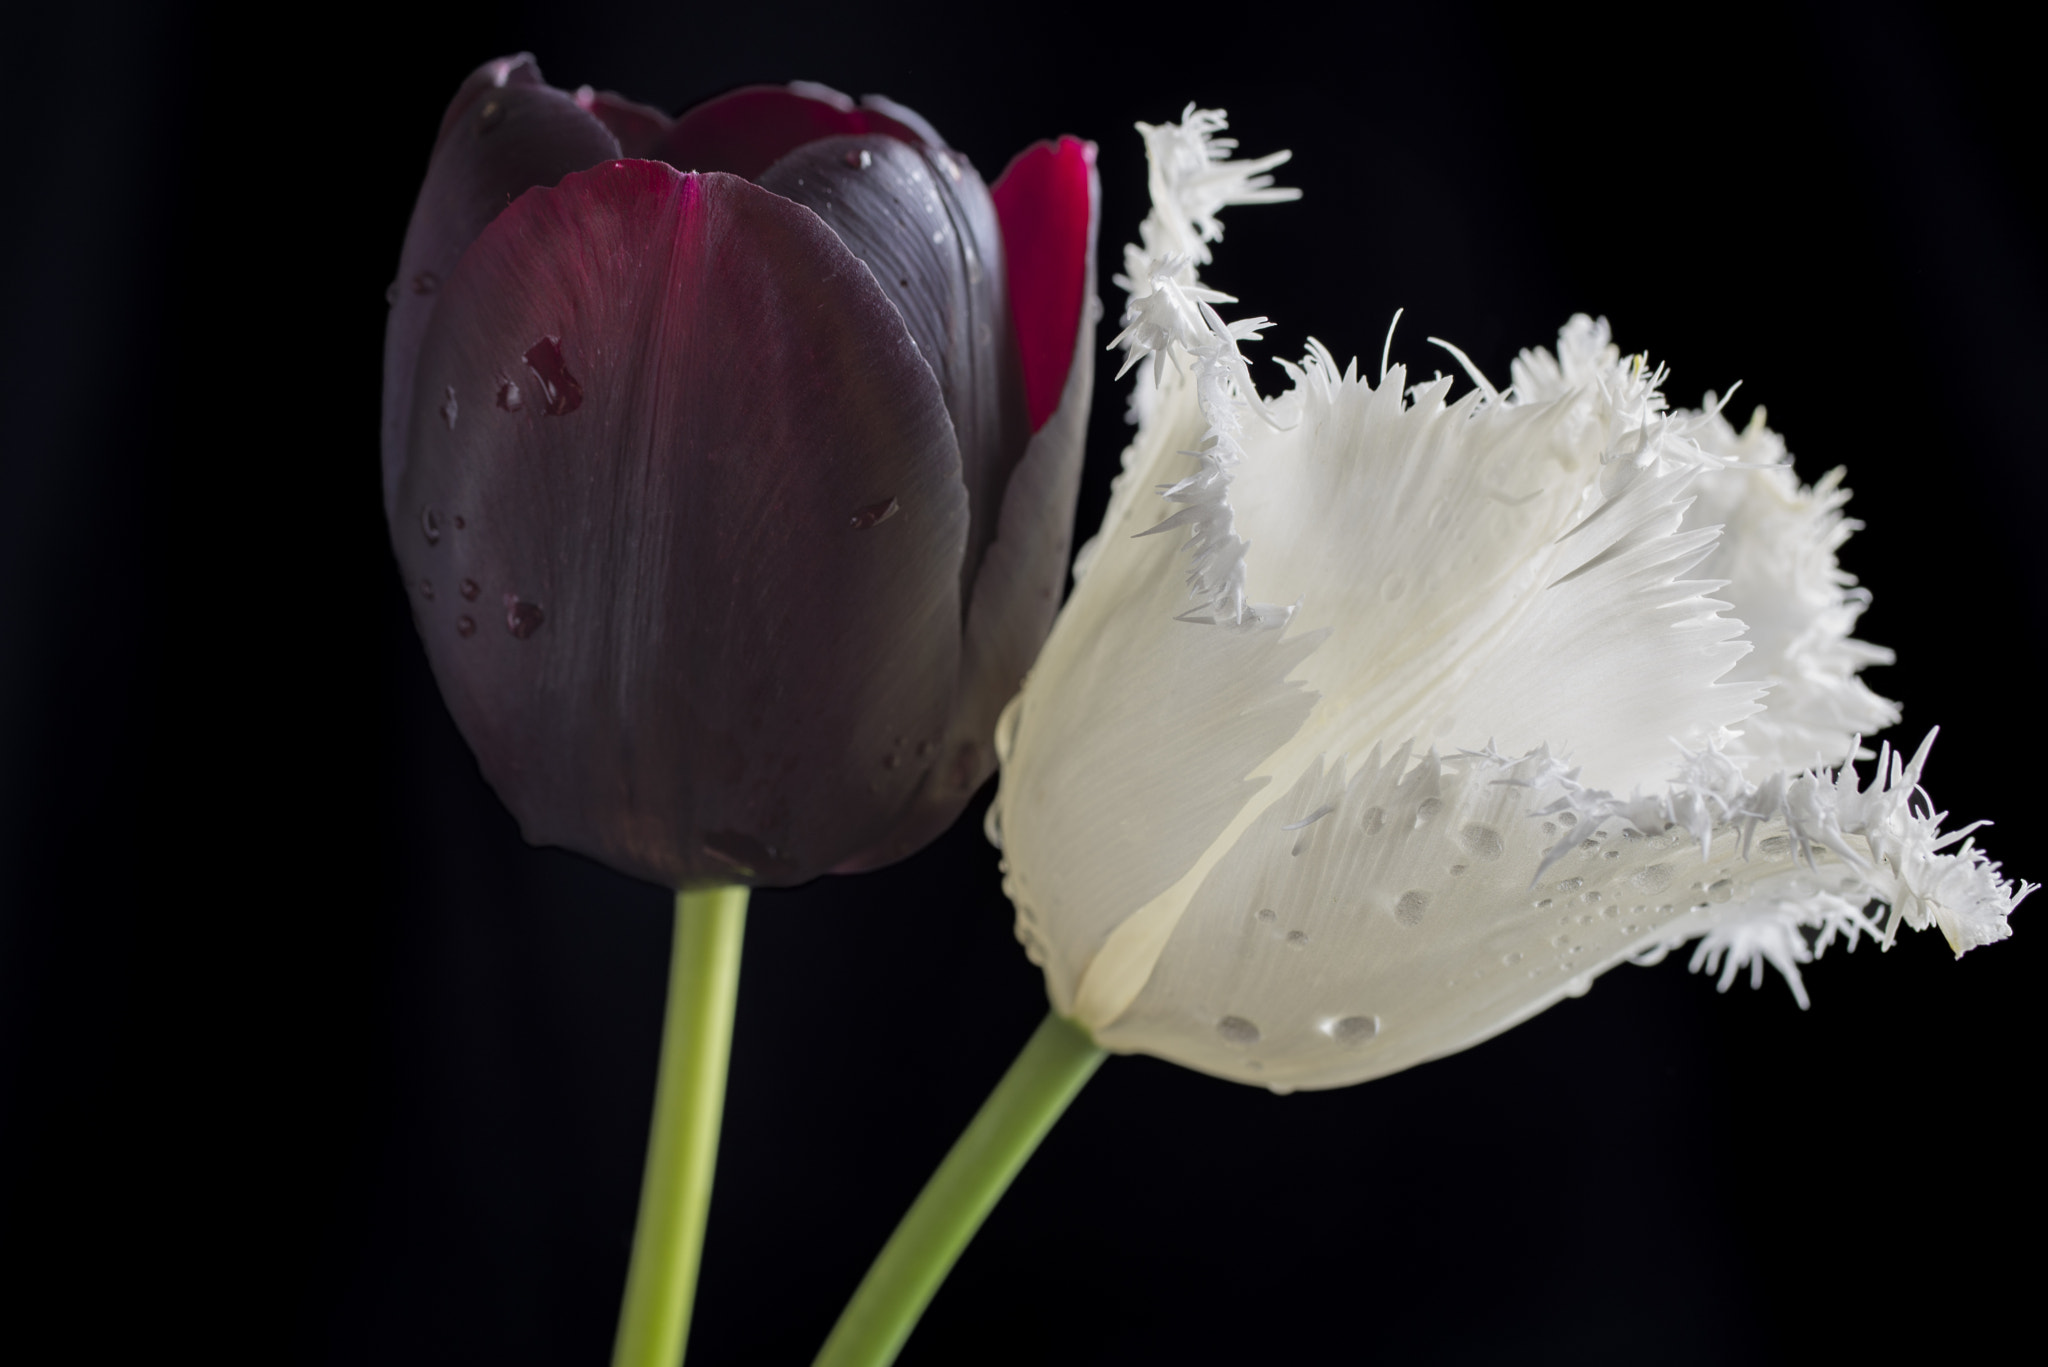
4 2 2041 1363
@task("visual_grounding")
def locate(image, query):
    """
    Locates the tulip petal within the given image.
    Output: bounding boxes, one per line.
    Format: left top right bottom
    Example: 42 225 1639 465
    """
991 138 1097 432
843 143 1103 870
992 359 1322 1013
393 161 967 888
655 83 929 183
383 54 621 519
757 134 1028 600
1676 410 1899 777
573 85 675 157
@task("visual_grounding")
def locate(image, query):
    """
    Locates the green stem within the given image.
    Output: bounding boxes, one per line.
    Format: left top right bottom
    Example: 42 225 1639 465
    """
611 884 750 1367
814 1011 1106 1367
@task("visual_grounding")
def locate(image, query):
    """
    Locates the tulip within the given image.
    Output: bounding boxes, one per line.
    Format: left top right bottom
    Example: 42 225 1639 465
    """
382 54 1100 889
987 107 2029 1092
815 107 2031 1367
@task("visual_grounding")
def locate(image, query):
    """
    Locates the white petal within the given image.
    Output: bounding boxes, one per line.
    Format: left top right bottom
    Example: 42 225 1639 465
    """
994 358 1319 1017
1093 735 2030 1091
1679 405 1900 776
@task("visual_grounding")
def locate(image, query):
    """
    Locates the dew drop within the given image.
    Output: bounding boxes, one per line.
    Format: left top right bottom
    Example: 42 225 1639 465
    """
421 507 442 545
505 595 545 639
1579 838 1600 854
1604 849 1620 860
1628 864 1673 894
1707 878 1735 903
1565 974 1593 998
1554 877 1584 893
1216 1016 1261 1046
843 147 873 169
456 615 476 637
1602 904 1619 918
1502 951 1523 966
477 97 504 131
440 385 459 429
496 377 524 412
1415 798 1442 823
384 280 400 306
1535 898 1553 909
1394 890 1431 926
1760 834 1793 858
523 336 584 415
1448 863 1467 877
1285 930 1309 949
1541 822 1559 839
850 497 900 529
1461 824 1503 860
1658 904 1674 915
1361 806 1386 835
1255 908 1276 922
1329 1015 1379 1045
418 578 434 600
1621 924 1639 934
1582 890 1601 904
412 270 440 295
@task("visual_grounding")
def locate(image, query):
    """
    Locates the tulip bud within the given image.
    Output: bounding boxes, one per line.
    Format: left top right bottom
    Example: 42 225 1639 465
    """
382 56 1099 887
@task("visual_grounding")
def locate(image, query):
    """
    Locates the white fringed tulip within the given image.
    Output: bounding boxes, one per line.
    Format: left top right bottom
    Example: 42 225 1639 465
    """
989 107 2031 1094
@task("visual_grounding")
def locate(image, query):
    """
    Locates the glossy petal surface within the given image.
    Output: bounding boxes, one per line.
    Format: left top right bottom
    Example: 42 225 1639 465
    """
845 145 1102 869
655 83 927 182
382 54 619 518
394 161 967 887
758 134 1027 599
992 138 1097 431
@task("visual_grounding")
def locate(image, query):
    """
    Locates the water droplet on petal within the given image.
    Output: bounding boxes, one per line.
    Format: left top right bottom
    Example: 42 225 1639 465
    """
384 280 400 306
1760 834 1793 858
1216 1016 1261 1046
412 270 440 295
1415 798 1442 823
1329 1015 1379 1045
504 595 545 639
1361 806 1386 835
849 497 900 529
456 615 476 637
1255 908 1276 922
1628 864 1673 894
523 336 584 416
1502 951 1523 966
1394 890 1431 926
453 515 465 530
1461 824 1503 860
1285 930 1308 948
418 578 434 600
459 578 480 601
440 385 459 429
478 98 504 131
421 507 442 545
1555 877 1584 893
1707 878 1735 903
843 147 873 169
496 377 524 411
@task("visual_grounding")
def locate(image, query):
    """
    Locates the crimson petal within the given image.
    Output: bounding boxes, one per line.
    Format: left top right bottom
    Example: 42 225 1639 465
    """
382 54 619 519
758 134 1028 606
841 140 1102 870
992 137 1098 431
654 82 928 182
394 161 968 887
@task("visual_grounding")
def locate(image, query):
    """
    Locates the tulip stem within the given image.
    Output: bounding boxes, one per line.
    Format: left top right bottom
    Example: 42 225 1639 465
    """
814 1011 1106 1367
611 884 750 1367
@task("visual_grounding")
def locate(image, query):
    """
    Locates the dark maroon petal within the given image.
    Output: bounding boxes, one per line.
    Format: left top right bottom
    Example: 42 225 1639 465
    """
393 161 968 888
574 85 675 157
382 55 619 520
759 134 1028 608
840 142 1101 871
655 83 926 182
991 137 1097 431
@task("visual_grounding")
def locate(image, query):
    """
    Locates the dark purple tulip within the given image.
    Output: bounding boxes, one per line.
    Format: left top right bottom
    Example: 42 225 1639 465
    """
383 55 1099 888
